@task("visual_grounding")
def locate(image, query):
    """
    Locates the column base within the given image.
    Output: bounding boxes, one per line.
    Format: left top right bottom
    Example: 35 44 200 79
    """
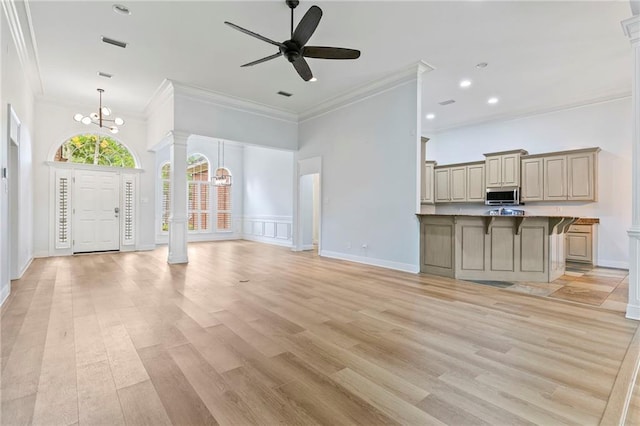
168 217 189 264
627 227 640 320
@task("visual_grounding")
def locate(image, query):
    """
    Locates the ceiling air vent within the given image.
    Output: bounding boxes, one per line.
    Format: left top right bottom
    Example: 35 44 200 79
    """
97 71 113 78
438 99 456 106
101 36 128 49
277 91 293 97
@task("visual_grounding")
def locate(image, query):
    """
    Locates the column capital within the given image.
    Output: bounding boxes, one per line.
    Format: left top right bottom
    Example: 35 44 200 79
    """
622 15 640 44
168 130 190 146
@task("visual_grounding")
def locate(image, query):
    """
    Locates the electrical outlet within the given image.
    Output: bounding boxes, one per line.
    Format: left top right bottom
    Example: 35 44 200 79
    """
361 243 368 249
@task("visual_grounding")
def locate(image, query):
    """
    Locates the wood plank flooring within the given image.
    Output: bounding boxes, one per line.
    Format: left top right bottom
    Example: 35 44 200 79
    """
1 240 639 425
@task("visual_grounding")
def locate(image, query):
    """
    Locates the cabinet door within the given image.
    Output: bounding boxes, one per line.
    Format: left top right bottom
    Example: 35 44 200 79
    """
466 164 485 201
501 154 520 187
521 158 544 201
543 155 567 200
567 152 595 201
450 166 467 202
566 232 592 262
422 162 435 204
434 168 451 203
485 156 502 188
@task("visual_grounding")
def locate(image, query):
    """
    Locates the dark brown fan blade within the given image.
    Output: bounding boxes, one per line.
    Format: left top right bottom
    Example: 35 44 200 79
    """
241 52 282 67
292 57 313 81
224 21 284 48
292 5 322 47
303 46 361 60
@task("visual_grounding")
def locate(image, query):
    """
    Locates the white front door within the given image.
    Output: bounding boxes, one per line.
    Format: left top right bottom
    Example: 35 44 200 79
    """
73 169 120 253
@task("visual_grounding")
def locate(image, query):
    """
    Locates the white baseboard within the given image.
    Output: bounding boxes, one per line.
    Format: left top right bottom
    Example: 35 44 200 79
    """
243 234 293 248
320 250 419 274
596 259 629 270
135 244 157 251
34 250 49 258
0 283 10 307
626 303 640 321
15 257 33 280
302 244 314 250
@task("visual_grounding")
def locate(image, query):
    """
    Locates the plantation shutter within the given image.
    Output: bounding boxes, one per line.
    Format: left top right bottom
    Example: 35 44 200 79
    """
122 174 136 246
54 169 71 249
217 185 232 231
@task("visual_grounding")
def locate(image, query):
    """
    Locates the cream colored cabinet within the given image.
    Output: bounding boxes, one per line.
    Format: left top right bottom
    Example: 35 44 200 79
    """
566 224 593 263
484 150 528 188
466 163 485 201
544 155 567 201
421 161 436 204
435 168 451 203
567 152 596 200
521 157 544 202
435 162 485 203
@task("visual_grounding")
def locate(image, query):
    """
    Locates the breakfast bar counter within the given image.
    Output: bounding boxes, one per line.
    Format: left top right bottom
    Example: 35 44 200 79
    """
417 213 578 283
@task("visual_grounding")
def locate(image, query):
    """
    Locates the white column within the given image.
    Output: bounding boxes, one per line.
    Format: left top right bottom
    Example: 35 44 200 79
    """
624 15 640 320
168 131 189 264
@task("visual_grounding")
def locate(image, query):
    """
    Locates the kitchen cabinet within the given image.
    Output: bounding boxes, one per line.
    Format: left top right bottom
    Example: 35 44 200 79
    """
566 224 593 263
484 150 528 188
421 161 436 204
521 148 599 202
521 157 544 202
435 162 485 203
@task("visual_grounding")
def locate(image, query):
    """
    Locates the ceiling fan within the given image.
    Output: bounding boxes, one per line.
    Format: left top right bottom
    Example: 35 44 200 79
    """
224 0 361 82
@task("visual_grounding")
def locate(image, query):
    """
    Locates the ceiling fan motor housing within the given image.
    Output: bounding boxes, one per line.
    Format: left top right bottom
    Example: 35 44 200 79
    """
280 40 302 62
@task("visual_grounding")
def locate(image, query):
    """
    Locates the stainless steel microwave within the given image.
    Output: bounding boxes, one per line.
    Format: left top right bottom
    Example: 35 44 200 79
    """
485 187 520 206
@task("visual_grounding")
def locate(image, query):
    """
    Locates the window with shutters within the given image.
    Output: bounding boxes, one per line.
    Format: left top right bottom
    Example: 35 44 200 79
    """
214 168 232 232
160 163 171 233
187 154 210 232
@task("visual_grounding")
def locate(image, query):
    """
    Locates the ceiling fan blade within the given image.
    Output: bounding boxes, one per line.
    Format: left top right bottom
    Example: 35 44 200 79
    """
303 46 361 60
241 52 283 67
292 57 313 81
292 5 322 47
224 21 284 48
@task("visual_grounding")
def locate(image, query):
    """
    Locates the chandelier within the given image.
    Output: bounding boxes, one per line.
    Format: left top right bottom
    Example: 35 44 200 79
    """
212 141 232 186
73 88 125 134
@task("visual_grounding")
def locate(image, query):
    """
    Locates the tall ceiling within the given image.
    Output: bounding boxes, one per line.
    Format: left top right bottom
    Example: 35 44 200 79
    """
27 1 633 133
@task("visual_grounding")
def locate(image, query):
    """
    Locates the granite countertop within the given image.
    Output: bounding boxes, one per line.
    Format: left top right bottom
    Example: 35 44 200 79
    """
573 217 600 225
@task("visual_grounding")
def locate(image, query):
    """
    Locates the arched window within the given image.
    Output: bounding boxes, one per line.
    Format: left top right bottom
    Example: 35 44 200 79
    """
187 154 210 232
214 168 232 232
55 134 135 167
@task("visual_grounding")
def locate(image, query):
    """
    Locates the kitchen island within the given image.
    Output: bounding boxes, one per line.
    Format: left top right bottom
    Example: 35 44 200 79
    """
417 214 578 283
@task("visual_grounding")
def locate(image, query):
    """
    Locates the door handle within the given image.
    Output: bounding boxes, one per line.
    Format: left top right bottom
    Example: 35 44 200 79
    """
114 207 119 217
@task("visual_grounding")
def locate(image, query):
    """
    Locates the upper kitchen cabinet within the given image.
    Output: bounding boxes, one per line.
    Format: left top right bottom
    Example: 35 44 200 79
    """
421 161 436 204
434 161 485 203
520 148 600 202
484 150 528 188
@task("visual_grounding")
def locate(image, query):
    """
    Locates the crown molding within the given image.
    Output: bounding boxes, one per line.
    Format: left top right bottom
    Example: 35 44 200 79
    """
299 61 435 122
622 15 640 43
1 0 43 95
425 91 631 135
144 79 175 119
170 80 298 123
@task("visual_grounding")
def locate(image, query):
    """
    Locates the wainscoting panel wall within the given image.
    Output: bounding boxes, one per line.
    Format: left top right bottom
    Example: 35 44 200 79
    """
242 216 293 247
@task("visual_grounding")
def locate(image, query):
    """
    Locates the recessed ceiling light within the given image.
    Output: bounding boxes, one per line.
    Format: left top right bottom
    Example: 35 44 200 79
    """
487 97 499 104
113 4 131 15
309 77 317 82
459 79 472 88
426 114 435 120
476 62 488 69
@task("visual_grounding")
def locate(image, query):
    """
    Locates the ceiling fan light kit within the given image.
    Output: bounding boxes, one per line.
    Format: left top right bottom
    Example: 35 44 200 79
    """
224 0 360 81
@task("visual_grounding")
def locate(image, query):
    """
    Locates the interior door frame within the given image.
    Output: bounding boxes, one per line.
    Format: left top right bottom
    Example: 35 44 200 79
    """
294 156 322 253
8 104 21 280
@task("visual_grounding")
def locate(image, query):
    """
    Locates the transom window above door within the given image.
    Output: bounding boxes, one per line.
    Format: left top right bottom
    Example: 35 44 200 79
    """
55 134 136 168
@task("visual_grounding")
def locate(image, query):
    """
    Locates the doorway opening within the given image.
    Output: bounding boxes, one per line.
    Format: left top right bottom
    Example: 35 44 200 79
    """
299 173 320 252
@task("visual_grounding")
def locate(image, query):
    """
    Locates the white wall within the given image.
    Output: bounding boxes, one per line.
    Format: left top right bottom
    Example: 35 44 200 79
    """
298 80 421 272
1 10 36 304
155 135 244 243
242 145 294 246
174 94 298 151
33 101 154 255
427 97 632 268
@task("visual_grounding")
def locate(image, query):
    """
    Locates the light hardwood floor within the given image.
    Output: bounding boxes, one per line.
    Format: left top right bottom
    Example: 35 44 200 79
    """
1 240 639 425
